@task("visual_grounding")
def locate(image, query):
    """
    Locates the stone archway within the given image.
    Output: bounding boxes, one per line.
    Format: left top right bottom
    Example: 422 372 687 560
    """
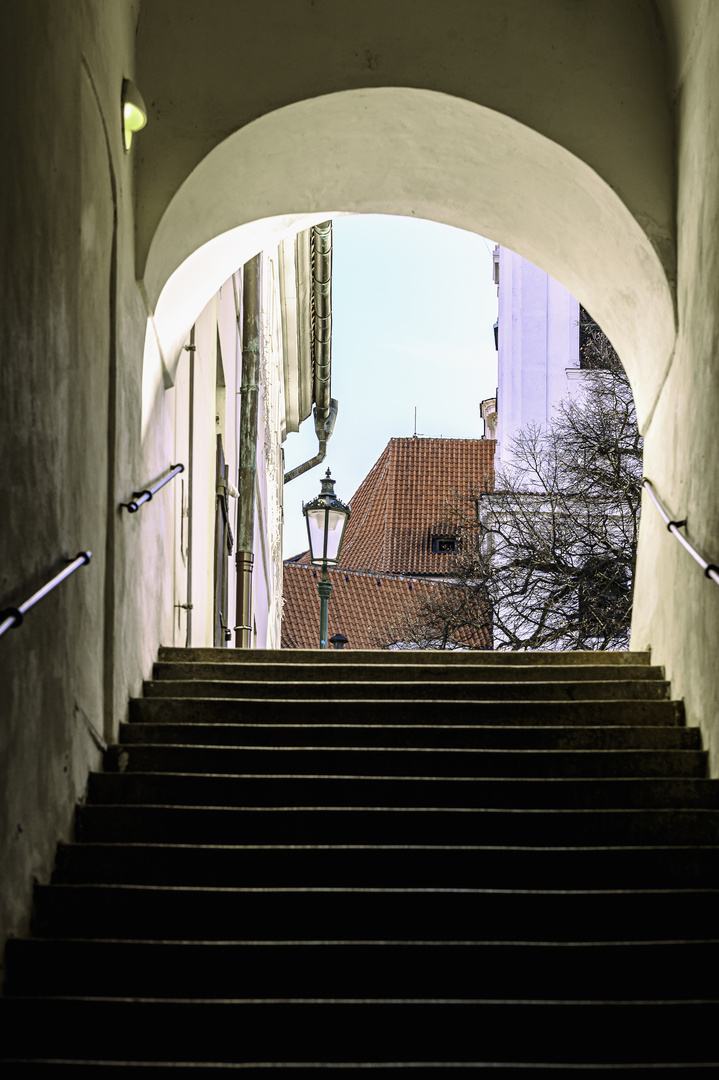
140 88 675 435
138 85 719 759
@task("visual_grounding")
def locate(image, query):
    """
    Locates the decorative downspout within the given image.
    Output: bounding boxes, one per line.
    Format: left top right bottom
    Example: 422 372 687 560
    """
283 400 338 483
284 221 338 484
312 221 333 435
235 254 261 649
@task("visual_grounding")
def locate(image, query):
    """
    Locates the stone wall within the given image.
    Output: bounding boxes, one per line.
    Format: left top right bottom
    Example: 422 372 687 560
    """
0 0 141 957
2 0 718 969
633 0 719 771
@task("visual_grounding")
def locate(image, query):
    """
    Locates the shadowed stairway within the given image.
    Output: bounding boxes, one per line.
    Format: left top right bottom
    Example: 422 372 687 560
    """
3 647 719 1072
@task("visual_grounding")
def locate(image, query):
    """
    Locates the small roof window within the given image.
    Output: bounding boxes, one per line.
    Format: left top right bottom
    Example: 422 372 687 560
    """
431 535 459 554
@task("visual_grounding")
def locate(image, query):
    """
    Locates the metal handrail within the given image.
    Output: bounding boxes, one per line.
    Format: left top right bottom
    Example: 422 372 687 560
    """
122 463 184 513
642 478 719 588
0 552 92 639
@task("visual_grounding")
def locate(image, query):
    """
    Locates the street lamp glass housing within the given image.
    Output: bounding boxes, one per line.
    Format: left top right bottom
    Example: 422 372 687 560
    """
303 469 351 567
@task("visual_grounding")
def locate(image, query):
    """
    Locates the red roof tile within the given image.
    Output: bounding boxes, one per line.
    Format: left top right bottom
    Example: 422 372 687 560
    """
282 438 495 650
281 563 489 650
339 437 495 575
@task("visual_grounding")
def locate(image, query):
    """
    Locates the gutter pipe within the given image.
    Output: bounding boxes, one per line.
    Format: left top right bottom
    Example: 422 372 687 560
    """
284 221 338 484
235 254 261 648
185 327 196 647
283 400 337 483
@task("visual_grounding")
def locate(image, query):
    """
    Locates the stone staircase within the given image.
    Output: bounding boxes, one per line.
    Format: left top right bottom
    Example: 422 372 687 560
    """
3 647 719 1071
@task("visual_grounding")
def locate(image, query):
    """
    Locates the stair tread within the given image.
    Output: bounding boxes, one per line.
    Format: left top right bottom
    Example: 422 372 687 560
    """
15 936 719 944
110 744 703 754
56 841 719 850
142 680 671 702
7 995 719 1003
4 995 719 1051
37 882 719 895
91 770 718 780
104 745 709 780
130 697 685 727
160 647 653 664
120 723 699 750
88 774 719 810
7 646 715 1070
152 662 667 683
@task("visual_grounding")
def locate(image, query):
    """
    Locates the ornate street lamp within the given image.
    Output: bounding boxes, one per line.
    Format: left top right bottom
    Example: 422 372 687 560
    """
302 469 351 649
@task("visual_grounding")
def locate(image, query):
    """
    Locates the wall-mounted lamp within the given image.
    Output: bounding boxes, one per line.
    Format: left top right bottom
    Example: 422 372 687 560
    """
122 79 147 152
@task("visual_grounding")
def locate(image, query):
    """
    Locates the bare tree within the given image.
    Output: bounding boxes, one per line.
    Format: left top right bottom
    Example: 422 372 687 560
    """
388 314 642 650
381 571 491 651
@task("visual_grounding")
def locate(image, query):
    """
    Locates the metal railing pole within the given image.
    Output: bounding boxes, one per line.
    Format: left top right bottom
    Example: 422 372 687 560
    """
0 552 92 639
642 478 719 587
122 464 184 513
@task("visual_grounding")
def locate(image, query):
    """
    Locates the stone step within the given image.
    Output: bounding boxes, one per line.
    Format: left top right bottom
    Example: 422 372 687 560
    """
153 661 666 684
120 722 701 751
129 697 684 727
103 744 708 779
5 1064 716 1075
159 646 654 667
6 645 711 1074
31 883 719 941
87 772 719 810
74 805 719 847
6 939 719 1000
51 842 719 889
1 1064 715 1075
142 678 670 702
2 997 719 1065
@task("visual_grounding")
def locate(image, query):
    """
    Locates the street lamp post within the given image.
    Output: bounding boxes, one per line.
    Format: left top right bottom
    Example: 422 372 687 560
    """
302 469 351 649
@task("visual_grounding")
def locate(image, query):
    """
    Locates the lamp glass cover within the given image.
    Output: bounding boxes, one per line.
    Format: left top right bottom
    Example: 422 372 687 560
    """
323 508 346 562
306 508 328 563
306 507 347 565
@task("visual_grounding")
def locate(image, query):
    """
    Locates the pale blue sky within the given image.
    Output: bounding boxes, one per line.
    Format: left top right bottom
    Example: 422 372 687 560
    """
282 215 499 557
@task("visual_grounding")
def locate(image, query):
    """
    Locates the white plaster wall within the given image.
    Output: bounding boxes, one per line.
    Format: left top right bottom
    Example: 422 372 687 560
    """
4 0 719 966
136 0 676 291
217 273 242 641
632 0 719 772
0 0 140 959
249 251 287 650
164 256 287 652
169 356 190 646
187 303 217 646
496 248 579 466
141 88 673 434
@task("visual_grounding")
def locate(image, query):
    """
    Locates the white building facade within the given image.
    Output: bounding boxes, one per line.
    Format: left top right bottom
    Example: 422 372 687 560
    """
167 226 327 652
491 245 580 466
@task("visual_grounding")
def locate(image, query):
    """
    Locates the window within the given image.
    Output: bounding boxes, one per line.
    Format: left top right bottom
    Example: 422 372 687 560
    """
431 535 459 554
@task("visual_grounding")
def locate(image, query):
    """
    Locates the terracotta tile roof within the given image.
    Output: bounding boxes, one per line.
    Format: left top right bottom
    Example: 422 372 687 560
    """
290 438 495 574
338 437 495 575
281 563 489 650
282 438 495 650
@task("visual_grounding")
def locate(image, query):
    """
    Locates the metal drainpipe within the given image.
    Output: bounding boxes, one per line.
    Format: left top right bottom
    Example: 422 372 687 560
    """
284 221 337 484
283 401 337 483
185 326 196 648
312 221 332 432
235 254 261 649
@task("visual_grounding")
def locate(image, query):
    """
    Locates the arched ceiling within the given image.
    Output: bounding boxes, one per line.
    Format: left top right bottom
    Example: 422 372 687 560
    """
142 88 675 434
136 0 676 283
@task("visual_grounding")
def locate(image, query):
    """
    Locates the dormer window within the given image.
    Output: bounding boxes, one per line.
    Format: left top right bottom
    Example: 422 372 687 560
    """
432 535 459 554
